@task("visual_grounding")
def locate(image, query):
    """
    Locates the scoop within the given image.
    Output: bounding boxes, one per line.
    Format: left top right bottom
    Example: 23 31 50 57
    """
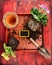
30 38 50 58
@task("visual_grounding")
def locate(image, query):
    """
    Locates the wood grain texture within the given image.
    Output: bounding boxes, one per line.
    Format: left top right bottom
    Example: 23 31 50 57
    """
0 0 52 65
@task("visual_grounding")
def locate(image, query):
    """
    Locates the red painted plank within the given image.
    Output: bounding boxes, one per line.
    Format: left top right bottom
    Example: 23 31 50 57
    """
0 0 52 65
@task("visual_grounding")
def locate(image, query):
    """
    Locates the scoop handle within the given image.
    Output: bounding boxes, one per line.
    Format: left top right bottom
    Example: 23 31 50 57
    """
30 38 39 48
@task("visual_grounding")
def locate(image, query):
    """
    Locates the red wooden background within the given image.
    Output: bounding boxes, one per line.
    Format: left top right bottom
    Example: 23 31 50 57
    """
0 0 52 65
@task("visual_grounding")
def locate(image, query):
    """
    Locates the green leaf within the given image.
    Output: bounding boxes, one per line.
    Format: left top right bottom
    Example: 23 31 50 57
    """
31 8 38 14
33 15 40 21
4 43 11 55
10 49 16 58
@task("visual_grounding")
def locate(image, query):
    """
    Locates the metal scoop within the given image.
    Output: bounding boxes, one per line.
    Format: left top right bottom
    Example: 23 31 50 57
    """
30 38 50 58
